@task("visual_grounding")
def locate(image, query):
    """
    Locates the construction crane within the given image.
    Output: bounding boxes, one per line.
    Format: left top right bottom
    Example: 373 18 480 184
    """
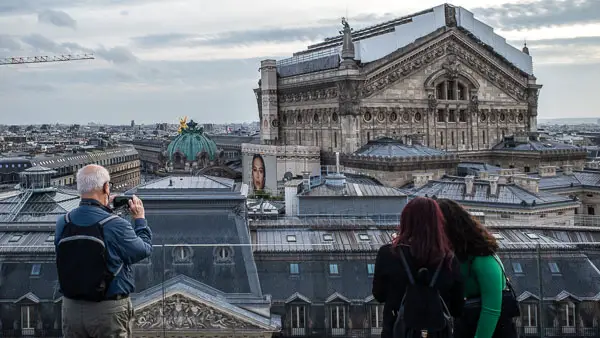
0 54 94 66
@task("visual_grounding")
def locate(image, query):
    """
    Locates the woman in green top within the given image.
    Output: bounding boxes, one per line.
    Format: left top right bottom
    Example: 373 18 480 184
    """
437 199 517 338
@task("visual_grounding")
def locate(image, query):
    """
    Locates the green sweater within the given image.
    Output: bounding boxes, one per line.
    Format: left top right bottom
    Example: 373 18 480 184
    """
460 255 506 338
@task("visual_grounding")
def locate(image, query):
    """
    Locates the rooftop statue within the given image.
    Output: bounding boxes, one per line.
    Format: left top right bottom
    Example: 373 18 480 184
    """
177 116 188 134
340 17 352 34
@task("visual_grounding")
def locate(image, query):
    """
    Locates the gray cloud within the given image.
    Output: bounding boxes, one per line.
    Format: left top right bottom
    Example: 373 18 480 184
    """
473 0 600 30
18 84 56 92
95 46 137 64
18 34 136 65
0 0 148 15
131 13 404 50
38 9 76 28
511 36 600 47
20 34 66 53
132 26 334 49
0 35 21 52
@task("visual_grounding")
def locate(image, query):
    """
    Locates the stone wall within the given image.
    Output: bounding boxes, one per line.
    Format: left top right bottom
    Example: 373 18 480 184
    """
459 150 587 173
267 30 537 154
321 152 459 187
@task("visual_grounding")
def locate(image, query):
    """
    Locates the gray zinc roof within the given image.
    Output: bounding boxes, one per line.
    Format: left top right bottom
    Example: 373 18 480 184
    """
492 138 581 152
299 181 405 198
0 189 80 224
354 137 445 158
410 177 577 208
535 170 600 190
135 175 234 191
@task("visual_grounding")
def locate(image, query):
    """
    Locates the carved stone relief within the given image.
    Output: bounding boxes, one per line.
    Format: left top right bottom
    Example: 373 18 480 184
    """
134 294 261 331
362 36 528 101
442 54 461 79
279 88 337 104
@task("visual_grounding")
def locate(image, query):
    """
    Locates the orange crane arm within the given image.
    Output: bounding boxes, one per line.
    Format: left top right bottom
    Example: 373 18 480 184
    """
0 54 94 65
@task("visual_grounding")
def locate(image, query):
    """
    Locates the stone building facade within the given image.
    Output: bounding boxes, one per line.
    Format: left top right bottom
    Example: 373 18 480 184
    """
254 4 541 155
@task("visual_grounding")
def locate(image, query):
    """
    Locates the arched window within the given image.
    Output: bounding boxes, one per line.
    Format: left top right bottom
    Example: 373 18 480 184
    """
436 80 468 100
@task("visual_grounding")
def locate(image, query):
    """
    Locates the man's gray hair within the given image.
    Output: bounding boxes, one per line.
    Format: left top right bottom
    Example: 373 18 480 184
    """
77 165 110 195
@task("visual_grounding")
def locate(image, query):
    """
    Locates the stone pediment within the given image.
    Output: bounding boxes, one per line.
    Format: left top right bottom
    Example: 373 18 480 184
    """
361 30 529 102
135 293 266 331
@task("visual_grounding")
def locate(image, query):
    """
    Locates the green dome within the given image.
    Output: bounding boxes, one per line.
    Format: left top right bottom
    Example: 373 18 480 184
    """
166 120 218 162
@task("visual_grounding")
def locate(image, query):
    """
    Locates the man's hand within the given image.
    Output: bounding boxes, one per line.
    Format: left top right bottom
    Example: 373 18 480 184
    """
128 195 145 220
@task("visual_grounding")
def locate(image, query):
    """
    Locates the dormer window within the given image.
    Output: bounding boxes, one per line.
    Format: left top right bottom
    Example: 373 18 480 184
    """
358 234 370 241
548 262 560 274
9 234 23 243
172 246 192 264
287 235 297 243
512 262 523 274
323 234 334 242
492 233 504 240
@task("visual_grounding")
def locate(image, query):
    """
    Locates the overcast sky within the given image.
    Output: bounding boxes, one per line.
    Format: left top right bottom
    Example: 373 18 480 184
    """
0 0 598 125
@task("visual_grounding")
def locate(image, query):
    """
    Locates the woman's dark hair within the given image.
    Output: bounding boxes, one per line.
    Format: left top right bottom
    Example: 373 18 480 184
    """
252 154 266 188
393 197 452 266
436 198 498 261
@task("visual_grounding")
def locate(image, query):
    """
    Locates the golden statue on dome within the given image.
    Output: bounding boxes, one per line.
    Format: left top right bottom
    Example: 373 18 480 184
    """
177 116 188 134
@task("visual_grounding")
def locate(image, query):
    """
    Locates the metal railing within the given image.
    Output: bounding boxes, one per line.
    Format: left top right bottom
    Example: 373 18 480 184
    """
2 242 600 338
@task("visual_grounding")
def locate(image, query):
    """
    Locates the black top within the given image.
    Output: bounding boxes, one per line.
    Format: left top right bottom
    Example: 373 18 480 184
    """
372 244 465 338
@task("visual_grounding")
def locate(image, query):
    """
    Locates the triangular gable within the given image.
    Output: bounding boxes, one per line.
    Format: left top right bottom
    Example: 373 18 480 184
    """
325 292 350 304
15 292 40 304
555 290 580 302
133 276 278 331
517 291 539 302
362 30 528 102
285 292 311 304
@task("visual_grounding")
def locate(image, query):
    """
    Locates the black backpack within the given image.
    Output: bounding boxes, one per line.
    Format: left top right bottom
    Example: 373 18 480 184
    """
56 212 119 302
393 247 452 338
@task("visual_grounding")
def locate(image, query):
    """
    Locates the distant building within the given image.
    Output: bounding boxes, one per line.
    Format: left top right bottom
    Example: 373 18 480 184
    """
0 147 140 191
403 173 580 226
255 4 541 154
131 120 135 128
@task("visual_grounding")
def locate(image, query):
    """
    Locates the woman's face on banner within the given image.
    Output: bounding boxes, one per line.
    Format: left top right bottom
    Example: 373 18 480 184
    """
252 157 265 190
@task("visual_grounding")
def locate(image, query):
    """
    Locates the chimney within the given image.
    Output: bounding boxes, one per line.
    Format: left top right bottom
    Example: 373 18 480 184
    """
539 166 556 177
464 175 475 196
413 172 433 189
478 171 489 180
302 171 311 191
490 173 507 185
513 176 540 194
499 168 513 176
489 176 499 197
562 164 574 175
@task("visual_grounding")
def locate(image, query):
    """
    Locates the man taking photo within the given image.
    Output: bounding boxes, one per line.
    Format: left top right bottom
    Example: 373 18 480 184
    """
55 164 153 337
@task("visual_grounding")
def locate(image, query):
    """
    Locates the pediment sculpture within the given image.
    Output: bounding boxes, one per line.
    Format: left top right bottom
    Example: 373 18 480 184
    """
134 294 261 331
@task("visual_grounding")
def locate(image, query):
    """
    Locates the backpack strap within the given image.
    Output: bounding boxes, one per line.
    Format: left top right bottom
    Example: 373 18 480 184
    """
397 245 415 285
429 254 447 287
98 215 119 226
64 212 71 224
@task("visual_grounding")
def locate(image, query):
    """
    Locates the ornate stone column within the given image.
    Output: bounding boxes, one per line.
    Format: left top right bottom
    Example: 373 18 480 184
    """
469 88 479 150
337 79 362 153
527 75 543 132
427 89 437 147
259 60 279 145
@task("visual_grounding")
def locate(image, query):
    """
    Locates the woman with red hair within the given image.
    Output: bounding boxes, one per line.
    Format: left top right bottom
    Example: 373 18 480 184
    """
372 197 464 338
